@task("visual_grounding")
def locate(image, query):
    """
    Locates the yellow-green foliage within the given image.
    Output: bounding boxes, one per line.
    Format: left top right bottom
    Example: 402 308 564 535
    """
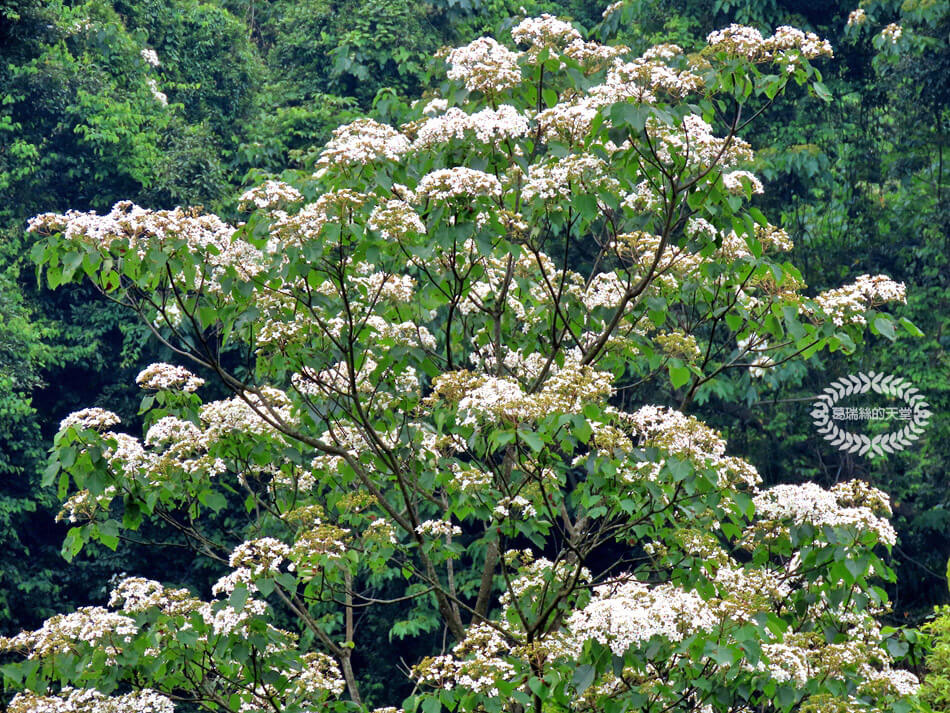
919 562 950 712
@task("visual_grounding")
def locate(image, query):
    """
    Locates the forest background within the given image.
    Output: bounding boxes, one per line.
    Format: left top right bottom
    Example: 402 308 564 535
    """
0 0 946 702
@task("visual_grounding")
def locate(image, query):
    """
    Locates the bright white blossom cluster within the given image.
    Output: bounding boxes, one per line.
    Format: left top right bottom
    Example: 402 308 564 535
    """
136 362 205 392
140 48 160 67
411 105 530 150
238 180 303 211
108 576 197 615
146 77 167 105
28 201 257 289
706 24 833 61
722 169 764 195
414 167 502 202
445 37 522 94
368 198 426 240
751 480 897 546
59 407 121 433
432 358 613 426
415 519 463 538
880 23 903 43
315 118 410 170
623 405 762 489
9 687 174 713
812 274 906 326
0 607 137 661
567 578 718 656
511 14 582 49
522 153 620 203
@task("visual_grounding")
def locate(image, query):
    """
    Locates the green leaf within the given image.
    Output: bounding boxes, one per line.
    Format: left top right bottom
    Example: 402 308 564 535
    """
873 315 896 341
898 316 923 337
256 578 275 597
812 81 832 102
669 365 691 389
518 429 545 453
230 585 249 612
421 696 441 713
572 664 596 694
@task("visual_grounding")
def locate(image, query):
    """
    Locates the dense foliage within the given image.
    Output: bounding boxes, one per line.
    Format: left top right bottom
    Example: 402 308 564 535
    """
0 0 946 710
1 10 934 713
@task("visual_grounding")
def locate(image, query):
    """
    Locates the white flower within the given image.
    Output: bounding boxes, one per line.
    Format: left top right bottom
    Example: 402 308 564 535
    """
136 362 205 392
59 407 120 432
847 9 867 27
415 519 462 537
140 48 160 66
880 23 902 44
446 37 522 94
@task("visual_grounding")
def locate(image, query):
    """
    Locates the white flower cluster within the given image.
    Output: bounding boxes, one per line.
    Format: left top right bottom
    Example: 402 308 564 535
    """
337 263 417 303
415 519 462 538
594 51 703 103
228 537 292 581
445 37 522 94
857 664 920 697
623 405 762 489
880 23 903 43
436 358 613 426
200 386 295 437
145 415 203 454
57 486 117 523
758 642 812 684
448 463 494 493
270 189 368 251
0 607 138 661
368 199 425 241
108 576 197 615
500 557 590 607
722 169 764 195
411 105 529 150
28 201 256 286
146 77 167 105
292 357 419 408
582 271 628 310
239 180 303 211
647 114 755 170
812 273 906 326
314 118 410 171
567 578 718 656
9 687 174 713
534 96 602 144
291 521 351 565
285 651 347 699
493 494 536 519
59 407 121 433
140 48 160 67
414 167 502 203
136 362 205 392
511 14 582 49
563 38 628 66
706 24 833 61
421 97 447 115
847 9 868 27
736 334 776 377
522 153 619 203
752 480 897 546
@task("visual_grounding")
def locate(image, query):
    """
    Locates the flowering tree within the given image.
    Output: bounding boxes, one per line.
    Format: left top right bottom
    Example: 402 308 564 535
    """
3 11 922 713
